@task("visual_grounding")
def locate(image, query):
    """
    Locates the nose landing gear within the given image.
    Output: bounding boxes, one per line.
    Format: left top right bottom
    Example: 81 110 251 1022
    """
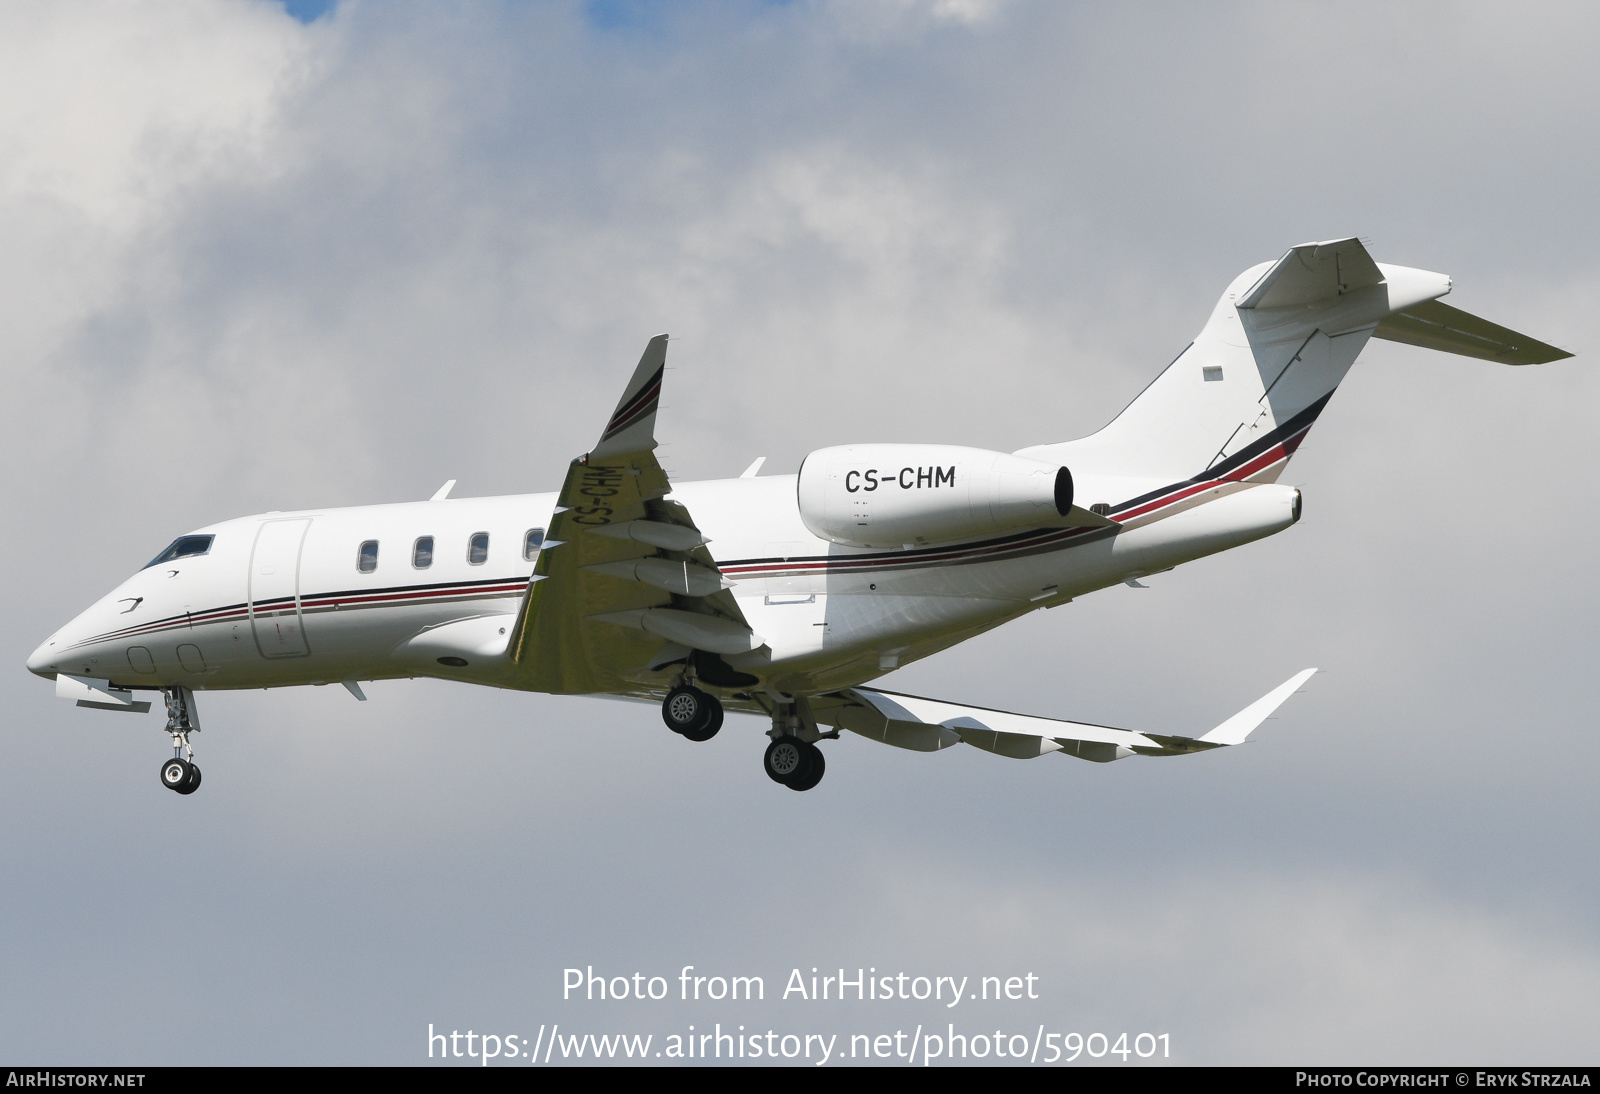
159 686 202 795
160 757 201 794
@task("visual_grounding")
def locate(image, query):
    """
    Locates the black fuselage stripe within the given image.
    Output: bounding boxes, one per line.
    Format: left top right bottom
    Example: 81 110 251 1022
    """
70 578 529 649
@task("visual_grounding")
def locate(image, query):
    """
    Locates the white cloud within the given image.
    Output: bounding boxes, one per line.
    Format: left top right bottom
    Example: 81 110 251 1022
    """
821 0 1010 43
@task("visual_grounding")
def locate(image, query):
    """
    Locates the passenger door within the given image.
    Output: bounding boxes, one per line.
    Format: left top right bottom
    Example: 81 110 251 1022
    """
249 518 311 658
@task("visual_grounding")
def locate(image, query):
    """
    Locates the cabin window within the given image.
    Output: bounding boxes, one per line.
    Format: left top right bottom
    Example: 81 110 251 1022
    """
524 528 545 560
143 535 215 569
357 540 379 573
412 536 434 569
468 532 489 565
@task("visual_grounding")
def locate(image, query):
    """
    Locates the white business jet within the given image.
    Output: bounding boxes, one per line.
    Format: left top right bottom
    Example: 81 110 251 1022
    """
27 239 1571 794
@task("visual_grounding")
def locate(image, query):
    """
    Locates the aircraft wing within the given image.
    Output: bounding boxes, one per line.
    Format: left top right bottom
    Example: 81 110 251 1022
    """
506 335 761 694
811 669 1316 762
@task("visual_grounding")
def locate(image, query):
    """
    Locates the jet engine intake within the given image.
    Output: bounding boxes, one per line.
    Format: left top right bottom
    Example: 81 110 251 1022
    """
797 444 1072 549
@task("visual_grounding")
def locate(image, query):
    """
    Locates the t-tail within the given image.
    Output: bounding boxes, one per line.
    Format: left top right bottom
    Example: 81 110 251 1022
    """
1020 238 1572 489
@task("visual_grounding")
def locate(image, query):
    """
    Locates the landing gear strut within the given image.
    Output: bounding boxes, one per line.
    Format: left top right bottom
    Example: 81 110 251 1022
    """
159 686 202 795
662 683 722 742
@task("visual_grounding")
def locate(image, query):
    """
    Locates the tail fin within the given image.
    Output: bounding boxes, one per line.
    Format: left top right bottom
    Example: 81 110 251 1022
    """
1022 239 1571 483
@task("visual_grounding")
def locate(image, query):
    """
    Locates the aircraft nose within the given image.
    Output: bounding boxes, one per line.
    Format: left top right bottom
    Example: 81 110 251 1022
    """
27 636 61 679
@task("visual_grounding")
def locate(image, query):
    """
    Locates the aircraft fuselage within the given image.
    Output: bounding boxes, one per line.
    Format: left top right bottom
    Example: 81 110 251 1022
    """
27 473 1300 697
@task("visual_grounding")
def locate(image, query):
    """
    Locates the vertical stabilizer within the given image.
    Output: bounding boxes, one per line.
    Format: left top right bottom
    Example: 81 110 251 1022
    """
1020 239 1454 483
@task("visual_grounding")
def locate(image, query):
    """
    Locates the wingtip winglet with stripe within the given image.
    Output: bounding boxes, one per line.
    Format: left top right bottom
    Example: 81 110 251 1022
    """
591 333 668 459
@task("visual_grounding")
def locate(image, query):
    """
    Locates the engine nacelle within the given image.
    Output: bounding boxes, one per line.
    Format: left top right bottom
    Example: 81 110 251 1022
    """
796 444 1072 549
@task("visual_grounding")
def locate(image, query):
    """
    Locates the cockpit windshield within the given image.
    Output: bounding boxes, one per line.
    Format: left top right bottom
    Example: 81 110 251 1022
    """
144 535 215 569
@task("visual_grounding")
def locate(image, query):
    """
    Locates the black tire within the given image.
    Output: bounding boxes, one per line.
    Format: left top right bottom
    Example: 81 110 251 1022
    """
787 743 825 792
680 695 723 742
661 685 713 735
763 737 810 785
179 763 202 795
160 758 191 792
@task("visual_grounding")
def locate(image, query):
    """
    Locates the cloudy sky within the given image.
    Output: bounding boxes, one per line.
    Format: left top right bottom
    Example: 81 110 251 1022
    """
4 0 1598 1066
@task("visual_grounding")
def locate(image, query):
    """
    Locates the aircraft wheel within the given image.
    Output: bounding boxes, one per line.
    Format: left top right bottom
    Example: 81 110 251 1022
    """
681 696 723 743
787 744 825 792
180 763 202 795
160 758 192 793
764 737 808 785
662 685 714 735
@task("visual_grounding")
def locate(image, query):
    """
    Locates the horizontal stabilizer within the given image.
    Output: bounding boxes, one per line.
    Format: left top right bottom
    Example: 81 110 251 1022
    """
1373 299 1572 365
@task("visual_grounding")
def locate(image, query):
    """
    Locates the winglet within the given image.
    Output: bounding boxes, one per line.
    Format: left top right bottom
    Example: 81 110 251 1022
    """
1199 668 1317 745
591 334 668 459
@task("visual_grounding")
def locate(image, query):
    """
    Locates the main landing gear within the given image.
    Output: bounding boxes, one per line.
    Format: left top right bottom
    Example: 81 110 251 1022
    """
763 696 829 792
159 686 202 795
661 683 723 742
764 736 824 792
658 678 831 791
